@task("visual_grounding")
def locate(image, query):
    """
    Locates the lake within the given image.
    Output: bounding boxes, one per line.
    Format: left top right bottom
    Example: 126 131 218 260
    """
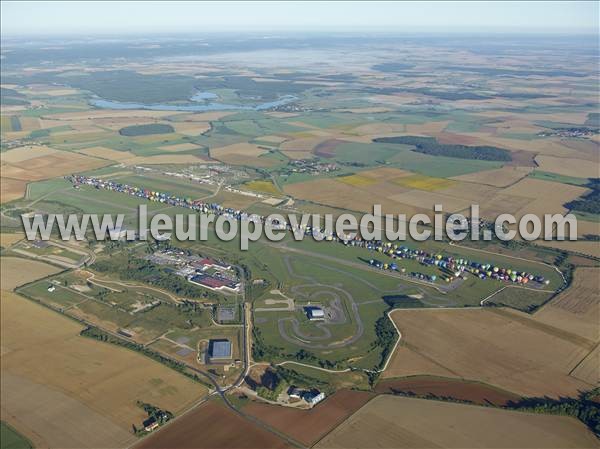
90 93 297 112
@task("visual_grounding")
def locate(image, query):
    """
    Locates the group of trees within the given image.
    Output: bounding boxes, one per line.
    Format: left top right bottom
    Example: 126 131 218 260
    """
373 314 398 373
373 135 512 161
256 368 288 401
564 178 600 215
94 254 212 300
507 389 600 436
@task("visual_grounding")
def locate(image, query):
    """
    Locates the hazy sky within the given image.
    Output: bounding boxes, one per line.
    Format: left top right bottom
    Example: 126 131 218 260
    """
2 1 598 36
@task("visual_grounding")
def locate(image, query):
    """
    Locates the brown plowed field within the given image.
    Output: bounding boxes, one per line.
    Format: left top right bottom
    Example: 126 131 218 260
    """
375 376 522 406
136 401 290 449
313 139 345 158
242 389 374 447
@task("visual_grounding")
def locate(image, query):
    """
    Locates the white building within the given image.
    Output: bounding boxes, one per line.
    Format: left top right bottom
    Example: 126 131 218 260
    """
304 391 326 406
307 308 325 321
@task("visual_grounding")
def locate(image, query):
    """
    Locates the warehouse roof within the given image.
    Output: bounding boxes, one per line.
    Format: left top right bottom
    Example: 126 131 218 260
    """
209 339 232 359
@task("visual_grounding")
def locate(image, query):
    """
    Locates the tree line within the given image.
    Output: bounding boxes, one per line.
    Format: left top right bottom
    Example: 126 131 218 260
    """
373 135 512 161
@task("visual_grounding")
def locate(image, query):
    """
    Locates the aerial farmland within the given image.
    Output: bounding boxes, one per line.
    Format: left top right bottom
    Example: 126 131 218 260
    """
1 3 599 448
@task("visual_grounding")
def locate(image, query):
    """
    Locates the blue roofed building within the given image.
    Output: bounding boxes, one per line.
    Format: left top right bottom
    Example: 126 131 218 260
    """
208 339 232 360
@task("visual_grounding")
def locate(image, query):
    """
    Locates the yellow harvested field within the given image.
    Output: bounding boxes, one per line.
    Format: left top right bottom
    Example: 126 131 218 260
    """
285 121 321 129
477 194 533 221
2 371 135 449
534 267 600 342
77 146 136 161
171 111 235 122
158 142 203 152
337 107 394 113
316 395 600 449
214 191 261 210
171 121 211 136
1 178 27 203
392 174 457 191
1 145 57 163
0 233 23 248
243 180 280 195
280 137 328 153
1 290 207 448
123 154 211 165
2 150 109 182
24 85 81 96
388 190 472 214
577 220 600 237
17 116 40 131
386 308 595 398
284 177 428 217
288 151 316 160
258 135 288 143
0 105 28 113
211 142 268 158
216 153 277 167
513 111 590 124
1 257 62 290
369 93 428 106
384 346 456 379
337 174 377 187
89 117 157 130
571 346 600 385
349 122 406 136
265 111 300 118
536 240 600 259
502 178 589 220
535 155 600 179
210 142 274 167
358 167 413 180
451 166 532 187
405 120 450 134
439 182 500 203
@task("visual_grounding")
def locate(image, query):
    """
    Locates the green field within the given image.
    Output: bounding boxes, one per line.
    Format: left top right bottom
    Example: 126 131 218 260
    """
528 170 591 186
112 174 214 199
119 123 175 136
18 270 218 342
0 422 33 449
329 142 503 176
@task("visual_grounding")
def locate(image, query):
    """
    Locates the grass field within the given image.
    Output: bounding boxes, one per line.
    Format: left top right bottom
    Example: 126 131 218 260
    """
528 170 591 186
0 422 33 449
111 173 214 199
486 286 554 312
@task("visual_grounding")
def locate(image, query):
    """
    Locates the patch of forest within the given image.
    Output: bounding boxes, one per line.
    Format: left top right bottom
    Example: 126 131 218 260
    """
373 135 512 161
